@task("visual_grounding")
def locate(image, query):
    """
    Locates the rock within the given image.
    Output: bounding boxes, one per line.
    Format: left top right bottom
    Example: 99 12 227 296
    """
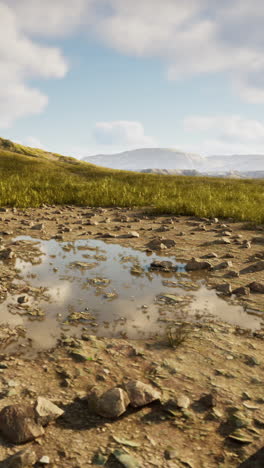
161 239 176 248
0 449 37 467
216 283 232 295
240 260 264 274
233 286 250 296
0 248 14 260
243 241 251 249
203 252 218 258
0 404 44 444
213 237 231 245
93 387 130 418
147 238 167 250
31 223 44 230
177 395 190 409
118 231 140 238
17 295 28 304
248 281 264 293
185 257 212 271
34 397 64 426
164 447 178 460
107 449 140 468
212 261 232 271
39 456 50 465
124 380 161 407
224 270 240 278
149 260 177 272
251 237 264 244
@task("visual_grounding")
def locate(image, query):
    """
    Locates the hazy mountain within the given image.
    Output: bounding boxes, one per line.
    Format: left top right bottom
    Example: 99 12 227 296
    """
83 148 264 174
141 169 264 179
83 148 206 171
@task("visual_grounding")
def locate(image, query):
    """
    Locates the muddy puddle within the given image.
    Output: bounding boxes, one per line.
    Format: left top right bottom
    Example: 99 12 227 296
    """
0 236 263 352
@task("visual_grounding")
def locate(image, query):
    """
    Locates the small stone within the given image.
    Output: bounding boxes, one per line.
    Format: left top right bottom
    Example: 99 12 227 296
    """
107 449 140 468
216 283 232 295
34 397 64 426
224 270 239 278
31 223 44 230
93 387 130 418
185 257 212 271
0 448 37 467
233 286 250 296
39 455 50 464
177 395 190 409
124 380 161 407
164 447 178 460
248 281 264 293
212 261 232 271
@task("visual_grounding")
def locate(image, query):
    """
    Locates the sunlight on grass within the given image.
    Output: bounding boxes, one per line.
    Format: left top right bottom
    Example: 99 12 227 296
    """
0 138 263 223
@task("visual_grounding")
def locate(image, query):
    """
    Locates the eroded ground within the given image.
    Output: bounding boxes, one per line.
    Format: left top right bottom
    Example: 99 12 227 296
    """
0 206 263 467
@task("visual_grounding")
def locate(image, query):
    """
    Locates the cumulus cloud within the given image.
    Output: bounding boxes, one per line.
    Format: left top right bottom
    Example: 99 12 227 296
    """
183 114 264 154
93 121 157 148
3 0 264 130
0 2 68 128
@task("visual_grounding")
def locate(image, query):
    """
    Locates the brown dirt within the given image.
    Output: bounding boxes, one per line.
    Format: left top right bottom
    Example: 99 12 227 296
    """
0 206 263 467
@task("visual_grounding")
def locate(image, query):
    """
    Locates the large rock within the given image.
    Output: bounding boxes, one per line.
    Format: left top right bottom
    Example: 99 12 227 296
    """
34 397 64 426
93 387 130 418
247 282 264 294
124 380 161 408
0 449 37 468
0 404 44 444
185 257 212 271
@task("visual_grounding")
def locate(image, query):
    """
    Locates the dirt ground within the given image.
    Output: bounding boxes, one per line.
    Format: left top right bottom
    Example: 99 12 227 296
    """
0 205 263 467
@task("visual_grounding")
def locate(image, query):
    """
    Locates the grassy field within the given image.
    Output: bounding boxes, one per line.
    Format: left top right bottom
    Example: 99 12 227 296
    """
0 137 263 223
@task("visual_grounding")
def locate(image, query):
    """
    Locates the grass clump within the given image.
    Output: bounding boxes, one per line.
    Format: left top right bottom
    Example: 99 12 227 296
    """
0 137 263 223
166 322 191 348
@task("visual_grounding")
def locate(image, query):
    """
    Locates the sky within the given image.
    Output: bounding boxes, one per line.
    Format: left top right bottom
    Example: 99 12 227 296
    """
1 0 264 158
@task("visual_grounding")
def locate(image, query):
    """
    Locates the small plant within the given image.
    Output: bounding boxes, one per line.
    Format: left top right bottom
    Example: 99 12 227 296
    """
166 321 191 348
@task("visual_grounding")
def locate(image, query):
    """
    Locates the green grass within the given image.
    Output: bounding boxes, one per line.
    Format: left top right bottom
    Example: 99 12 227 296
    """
0 137 263 223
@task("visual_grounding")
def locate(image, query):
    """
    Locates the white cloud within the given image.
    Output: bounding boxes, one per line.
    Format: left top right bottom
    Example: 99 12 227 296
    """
183 114 264 155
93 121 157 148
0 2 68 128
3 0 264 130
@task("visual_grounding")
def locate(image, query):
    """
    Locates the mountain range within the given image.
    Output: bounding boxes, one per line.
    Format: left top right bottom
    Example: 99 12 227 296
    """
83 148 264 177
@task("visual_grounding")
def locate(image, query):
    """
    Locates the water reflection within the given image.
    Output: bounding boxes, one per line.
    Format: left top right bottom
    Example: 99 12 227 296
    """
0 236 263 351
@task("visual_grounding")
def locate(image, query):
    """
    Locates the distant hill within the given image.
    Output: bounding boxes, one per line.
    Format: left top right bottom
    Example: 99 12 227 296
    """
83 148 206 171
141 169 264 179
83 148 264 175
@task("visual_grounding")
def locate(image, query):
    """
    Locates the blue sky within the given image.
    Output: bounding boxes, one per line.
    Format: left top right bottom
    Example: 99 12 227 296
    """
1 0 264 158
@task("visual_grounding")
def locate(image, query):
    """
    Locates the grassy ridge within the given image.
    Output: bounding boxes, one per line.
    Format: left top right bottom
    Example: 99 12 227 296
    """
0 138 263 223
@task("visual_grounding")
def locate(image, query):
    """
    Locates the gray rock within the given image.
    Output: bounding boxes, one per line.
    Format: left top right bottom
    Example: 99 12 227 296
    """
248 281 264 293
0 404 44 444
124 380 161 408
186 257 212 271
0 449 37 468
93 387 130 418
34 397 64 426
38 456 50 465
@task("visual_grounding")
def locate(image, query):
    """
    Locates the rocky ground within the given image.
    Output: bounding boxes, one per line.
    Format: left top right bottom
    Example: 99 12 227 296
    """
0 205 263 467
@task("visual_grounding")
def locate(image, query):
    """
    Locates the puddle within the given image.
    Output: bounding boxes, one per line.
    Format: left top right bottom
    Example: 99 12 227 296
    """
0 236 263 351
